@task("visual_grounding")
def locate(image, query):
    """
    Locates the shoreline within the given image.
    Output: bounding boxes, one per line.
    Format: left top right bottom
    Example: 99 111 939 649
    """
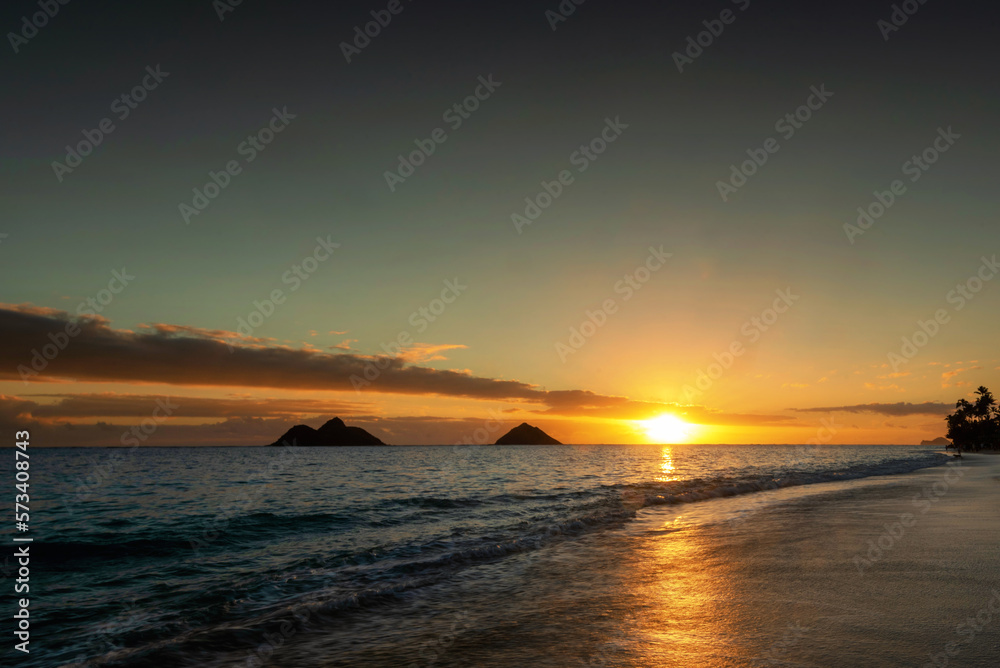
619 453 1000 666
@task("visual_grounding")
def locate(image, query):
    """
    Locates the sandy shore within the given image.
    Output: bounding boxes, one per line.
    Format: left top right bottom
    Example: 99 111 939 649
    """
613 452 1000 667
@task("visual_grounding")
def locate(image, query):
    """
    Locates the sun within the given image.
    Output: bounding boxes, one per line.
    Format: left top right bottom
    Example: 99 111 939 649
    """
642 414 693 444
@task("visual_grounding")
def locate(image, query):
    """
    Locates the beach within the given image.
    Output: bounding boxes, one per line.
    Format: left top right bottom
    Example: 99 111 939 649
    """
613 453 1000 667
445 453 1000 667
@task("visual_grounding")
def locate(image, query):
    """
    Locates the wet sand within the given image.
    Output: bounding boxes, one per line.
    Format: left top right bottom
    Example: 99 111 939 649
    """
612 452 1000 667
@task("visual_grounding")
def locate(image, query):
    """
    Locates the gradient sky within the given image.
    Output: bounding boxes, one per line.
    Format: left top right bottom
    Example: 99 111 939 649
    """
2 0 998 445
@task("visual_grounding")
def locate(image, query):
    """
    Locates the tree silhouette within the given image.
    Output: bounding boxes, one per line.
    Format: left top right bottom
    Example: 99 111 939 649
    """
945 386 1000 452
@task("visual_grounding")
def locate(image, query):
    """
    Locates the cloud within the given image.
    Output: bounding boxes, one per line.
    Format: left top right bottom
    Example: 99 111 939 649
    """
0 401 542 447
0 305 793 429
4 393 369 420
793 402 951 416
863 382 903 392
0 305 543 400
330 338 358 351
1 413 331 448
0 393 380 447
941 366 982 388
396 343 468 364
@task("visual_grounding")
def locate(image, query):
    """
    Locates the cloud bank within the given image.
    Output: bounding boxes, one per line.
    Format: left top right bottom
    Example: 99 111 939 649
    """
793 402 952 416
1 305 796 429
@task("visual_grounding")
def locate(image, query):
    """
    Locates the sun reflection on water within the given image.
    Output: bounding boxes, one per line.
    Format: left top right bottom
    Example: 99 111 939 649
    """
656 446 680 482
618 518 740 666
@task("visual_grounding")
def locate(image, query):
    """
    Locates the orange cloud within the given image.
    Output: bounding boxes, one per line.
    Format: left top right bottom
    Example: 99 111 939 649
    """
396 343 468 364
941 366 983 388
1 393 369 420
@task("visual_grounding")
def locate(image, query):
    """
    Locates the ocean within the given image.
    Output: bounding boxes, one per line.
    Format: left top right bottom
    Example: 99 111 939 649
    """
27 444 950 667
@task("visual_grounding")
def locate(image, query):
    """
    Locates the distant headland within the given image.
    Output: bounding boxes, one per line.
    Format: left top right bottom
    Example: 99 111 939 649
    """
920 436 951 446
494 423 562 445
268 418 386 446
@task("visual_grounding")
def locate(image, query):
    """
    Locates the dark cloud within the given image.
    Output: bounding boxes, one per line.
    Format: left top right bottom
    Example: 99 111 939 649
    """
0 305 796 429
0 304 543 399
0 414 328 448
793 402 952 416
4 393 369 419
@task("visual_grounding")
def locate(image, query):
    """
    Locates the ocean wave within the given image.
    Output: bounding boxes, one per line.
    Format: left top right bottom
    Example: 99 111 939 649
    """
64 513 639 667
39 512 358 564
36 539 195 565
383 496 485 509
607 453 948 509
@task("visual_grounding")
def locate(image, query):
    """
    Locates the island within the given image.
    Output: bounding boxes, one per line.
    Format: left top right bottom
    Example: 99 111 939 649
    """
267 417 386 446
920 436 951 446
494 422 562 445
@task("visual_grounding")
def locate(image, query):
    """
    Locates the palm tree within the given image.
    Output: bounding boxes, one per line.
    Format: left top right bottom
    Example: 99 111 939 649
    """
946 386 1000 452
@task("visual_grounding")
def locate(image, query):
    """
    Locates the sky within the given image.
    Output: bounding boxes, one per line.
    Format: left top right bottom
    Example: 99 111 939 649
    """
2 0 998 445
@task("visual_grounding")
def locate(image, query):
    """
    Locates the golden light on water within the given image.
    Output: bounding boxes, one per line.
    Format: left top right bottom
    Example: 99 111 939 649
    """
657 446 679 482
619 518 738 666
641 414 695 444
